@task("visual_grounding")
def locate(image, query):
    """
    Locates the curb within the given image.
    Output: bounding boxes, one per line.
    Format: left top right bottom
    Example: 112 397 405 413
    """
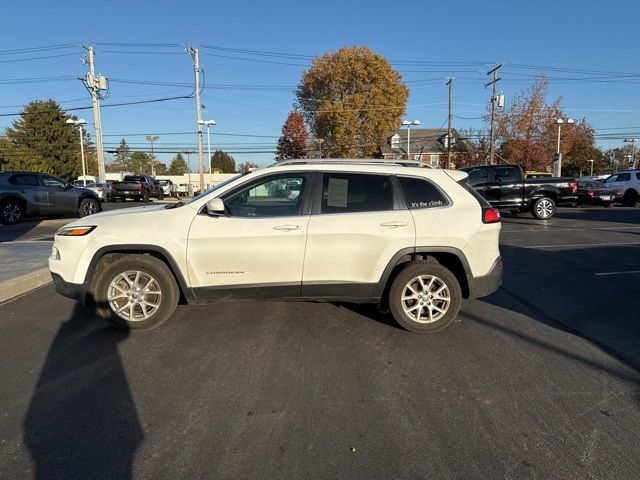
0 267 52 304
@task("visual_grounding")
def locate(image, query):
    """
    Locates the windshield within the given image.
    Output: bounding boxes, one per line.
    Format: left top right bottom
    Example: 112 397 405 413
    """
184 174 244 205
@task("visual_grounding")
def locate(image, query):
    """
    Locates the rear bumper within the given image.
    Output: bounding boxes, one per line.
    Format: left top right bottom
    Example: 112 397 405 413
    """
467 257 502 298
51 272 87 305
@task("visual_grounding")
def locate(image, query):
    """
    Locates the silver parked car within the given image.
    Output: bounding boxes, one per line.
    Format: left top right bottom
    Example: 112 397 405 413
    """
0 171 102 225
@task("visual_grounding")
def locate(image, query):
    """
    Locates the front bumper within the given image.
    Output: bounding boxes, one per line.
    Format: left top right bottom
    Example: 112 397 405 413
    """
467 257 503 298
51 272 88 305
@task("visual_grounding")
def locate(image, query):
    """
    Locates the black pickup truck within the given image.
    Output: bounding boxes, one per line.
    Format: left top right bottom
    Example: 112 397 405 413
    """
111 175 164 202
458 164 577 219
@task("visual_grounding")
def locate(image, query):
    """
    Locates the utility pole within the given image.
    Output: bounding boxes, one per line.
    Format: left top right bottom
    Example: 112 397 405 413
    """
82 46 107 183
187 46 205 193
446 78 453 169
485 64 501 165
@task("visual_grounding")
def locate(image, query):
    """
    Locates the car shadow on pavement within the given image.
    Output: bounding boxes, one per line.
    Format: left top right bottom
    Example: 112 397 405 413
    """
484 244 640 373
23 303 143 480
554 207 640 224
0 220 40 243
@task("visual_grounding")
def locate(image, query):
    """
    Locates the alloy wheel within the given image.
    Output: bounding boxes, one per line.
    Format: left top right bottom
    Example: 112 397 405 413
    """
535 199 554 219
108 270 163 322
3 203 22 223
401 275 451 324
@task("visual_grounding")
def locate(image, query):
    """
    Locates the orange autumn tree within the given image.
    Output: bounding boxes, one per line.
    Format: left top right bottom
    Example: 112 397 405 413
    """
494 76 600 172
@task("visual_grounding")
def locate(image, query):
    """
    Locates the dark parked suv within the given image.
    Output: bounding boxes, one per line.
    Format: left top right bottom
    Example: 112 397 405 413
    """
0 171 102 225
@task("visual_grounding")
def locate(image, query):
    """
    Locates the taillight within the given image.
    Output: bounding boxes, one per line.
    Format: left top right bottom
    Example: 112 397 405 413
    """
483 207 501 224
137 184 143 190
570 182 578 194
587 189 594 196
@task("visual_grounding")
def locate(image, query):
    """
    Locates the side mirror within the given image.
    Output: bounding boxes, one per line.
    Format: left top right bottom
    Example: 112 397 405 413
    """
205 197 225 216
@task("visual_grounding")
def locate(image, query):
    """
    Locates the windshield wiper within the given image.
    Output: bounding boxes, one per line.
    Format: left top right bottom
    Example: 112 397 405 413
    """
164 201 184 209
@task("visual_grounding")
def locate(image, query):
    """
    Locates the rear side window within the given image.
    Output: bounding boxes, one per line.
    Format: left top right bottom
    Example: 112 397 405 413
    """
494 166 517 183
636 173 640 180
465 168 489 186
8 174 39 186
398 177 449 209
321 173 393 214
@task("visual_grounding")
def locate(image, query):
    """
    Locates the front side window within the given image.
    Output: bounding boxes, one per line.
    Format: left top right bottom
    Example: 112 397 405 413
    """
224 175 307 217
41 175 67 188
399 177 450 209
321 173 393 214
494 166 517 183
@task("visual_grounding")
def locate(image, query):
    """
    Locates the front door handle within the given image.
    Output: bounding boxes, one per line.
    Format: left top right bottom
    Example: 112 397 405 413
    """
380 221 408 228
273 224 301 231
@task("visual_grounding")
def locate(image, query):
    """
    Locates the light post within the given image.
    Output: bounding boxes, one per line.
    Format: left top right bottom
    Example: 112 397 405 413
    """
66 118 87 185
624 138 636 169
145 135 160 176
198 120 216 177
587 159 594 177
554 118 574 177
402 120 421 160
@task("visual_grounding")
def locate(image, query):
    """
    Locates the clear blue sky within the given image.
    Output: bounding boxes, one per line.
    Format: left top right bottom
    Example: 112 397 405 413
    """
1 0 639 169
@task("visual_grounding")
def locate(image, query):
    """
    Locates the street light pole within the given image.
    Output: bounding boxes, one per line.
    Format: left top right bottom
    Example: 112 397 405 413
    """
198 120 216 176
66 118 87 185
146 135 159 176
624 138 636 169
402 120 421 160
554 118 574 177
588 159 594 177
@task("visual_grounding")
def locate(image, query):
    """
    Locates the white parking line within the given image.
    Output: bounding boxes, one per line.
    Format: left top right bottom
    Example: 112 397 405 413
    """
594 270 640 276
518 242 640 249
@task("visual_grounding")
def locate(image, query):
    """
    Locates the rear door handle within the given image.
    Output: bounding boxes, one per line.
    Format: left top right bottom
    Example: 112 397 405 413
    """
380 221 408 228
273 224 301 231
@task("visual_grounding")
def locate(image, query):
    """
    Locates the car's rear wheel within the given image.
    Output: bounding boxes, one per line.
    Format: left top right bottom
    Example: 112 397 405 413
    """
603 202 612 208
79 198 100 217
531 197 556 220
142 191 150 202
158 190 164 200
388 259 462 333
93 255 179 330
1 200 24 225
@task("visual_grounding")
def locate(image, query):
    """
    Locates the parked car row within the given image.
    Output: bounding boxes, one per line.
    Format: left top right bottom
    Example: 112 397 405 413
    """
459 165 639 219
1 171 102 225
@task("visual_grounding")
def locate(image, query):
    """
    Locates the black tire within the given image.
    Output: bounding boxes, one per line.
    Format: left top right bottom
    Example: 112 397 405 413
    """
1 199 24 225
622 190 638 207
510 209 521 216
531 196 556 220
603 202 612 208
388 259 462 333
93 254 179 331
142 190 150 203
79 198 100 217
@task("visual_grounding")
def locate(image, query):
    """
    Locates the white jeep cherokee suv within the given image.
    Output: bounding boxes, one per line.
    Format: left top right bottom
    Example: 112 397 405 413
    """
49 159 502 333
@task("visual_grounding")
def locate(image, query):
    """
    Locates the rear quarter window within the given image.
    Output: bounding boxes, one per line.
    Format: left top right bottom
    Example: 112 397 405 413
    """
398 177 450 209
457 179 491 208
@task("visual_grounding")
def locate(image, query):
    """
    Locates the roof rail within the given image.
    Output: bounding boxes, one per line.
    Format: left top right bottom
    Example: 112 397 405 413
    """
272 158 433 168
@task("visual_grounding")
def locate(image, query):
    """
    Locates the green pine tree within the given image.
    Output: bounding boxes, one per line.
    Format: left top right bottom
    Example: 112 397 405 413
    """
168 153 189 175
210 150 236 173
2 100 82 179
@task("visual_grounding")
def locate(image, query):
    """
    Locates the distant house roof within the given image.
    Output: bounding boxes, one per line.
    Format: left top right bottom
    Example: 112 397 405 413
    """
381 128 460 156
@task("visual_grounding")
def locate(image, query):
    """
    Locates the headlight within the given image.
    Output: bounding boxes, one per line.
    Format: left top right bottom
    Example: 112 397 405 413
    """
56 226 96 236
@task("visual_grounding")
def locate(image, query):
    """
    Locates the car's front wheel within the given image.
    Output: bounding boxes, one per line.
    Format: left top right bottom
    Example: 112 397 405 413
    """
79 198 100 217
531 197 556 220
93 255 179 330
1 200 24 225
388 259 462 333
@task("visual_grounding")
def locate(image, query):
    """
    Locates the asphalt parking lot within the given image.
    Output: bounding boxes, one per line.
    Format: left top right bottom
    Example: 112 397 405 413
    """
1 206 639 479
